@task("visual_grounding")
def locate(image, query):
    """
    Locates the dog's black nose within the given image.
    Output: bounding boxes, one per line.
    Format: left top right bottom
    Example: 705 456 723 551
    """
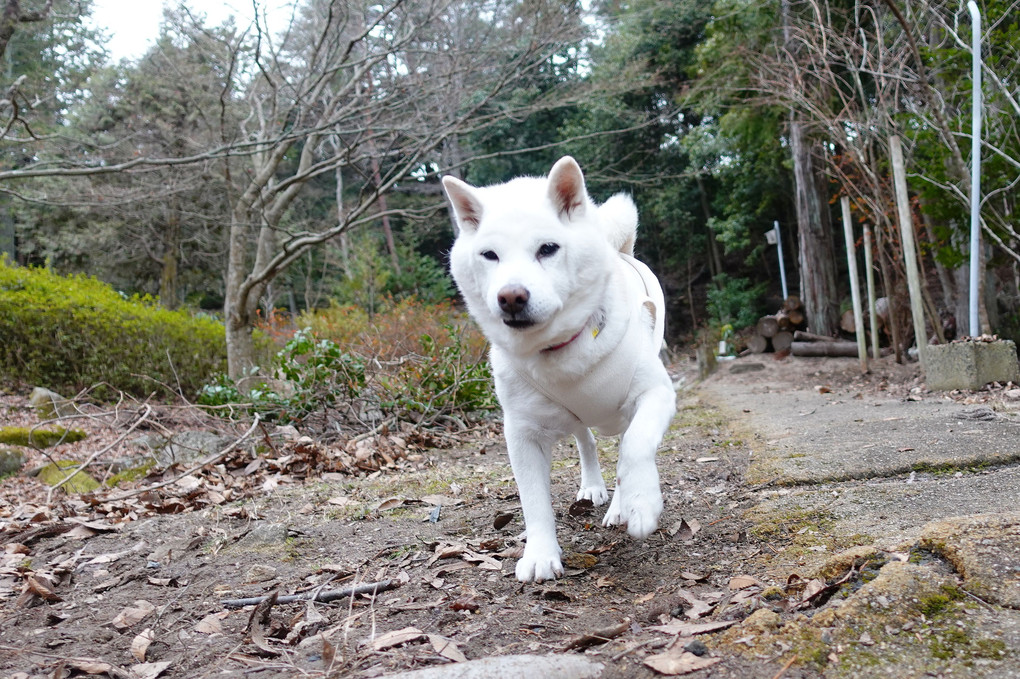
497 285 530 315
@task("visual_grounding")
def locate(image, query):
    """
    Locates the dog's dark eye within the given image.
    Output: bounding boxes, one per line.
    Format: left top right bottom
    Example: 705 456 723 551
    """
537 243 560 258
481 250 498 261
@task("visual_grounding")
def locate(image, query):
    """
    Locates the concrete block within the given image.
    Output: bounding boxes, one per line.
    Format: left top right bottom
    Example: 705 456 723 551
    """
925 339 1019 391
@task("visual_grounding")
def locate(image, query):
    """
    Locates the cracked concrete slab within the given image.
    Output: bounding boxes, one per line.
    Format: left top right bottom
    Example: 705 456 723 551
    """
920 512 1020 609
696 355 1020 677
701 367 1020 486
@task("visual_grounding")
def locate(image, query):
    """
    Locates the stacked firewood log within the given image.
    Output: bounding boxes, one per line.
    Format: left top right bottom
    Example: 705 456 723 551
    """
745 295 895 357
745 296 806 354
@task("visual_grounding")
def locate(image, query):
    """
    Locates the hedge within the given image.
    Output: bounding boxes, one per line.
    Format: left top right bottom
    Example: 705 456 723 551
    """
0 259 226 399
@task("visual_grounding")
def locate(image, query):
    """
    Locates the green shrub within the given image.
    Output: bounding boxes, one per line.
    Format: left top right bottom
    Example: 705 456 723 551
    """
380 328 497 421
198 329 367 424
706 273 767 329
0 259 226 398
202 299 496 428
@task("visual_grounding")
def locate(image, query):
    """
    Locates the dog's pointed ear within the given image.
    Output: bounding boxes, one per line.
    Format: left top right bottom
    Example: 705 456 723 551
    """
442 175 483 233
547 156 588 221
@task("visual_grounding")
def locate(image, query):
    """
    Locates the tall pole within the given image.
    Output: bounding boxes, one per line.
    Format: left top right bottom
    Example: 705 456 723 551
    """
967 1 983 337
774 220 789 300
890 136 928 368
841 197 867 373
864 225 880 360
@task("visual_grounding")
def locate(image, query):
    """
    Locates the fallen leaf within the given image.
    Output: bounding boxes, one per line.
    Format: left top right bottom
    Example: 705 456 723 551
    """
25 575 61 602
369 626 426 651
728 575 760 591
568 498 595 516
647 619 737 636
493 511 514 530
375 497 404 512
66 658 129 678
111 600 156 630
426 542 467 567
462 550 502 571
66 525 98 539
428 634 467 662
130 660 172 679
195 612 227 634
671 518 701 541
327 496 357 507
131 628 154 662
174 475 202 491
644 649 722 675
680 571 707 582
634 592 656 605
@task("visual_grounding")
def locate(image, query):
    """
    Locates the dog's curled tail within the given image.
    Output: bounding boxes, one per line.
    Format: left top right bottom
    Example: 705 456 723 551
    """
599 193 638 256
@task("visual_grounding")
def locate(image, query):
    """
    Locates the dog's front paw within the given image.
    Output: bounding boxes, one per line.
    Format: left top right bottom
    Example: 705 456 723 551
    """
621 494 662 539
601 487 663 540
576 482 609 506
515 543 563 583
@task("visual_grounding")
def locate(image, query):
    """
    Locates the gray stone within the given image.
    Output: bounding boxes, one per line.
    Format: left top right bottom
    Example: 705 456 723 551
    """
925 339 1020 391
0 448 25 476
137 430 236 467
227 523 291 554
29 387 74 419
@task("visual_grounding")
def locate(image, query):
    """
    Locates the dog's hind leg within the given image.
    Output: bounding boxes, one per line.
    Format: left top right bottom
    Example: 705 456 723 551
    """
603 384 676 539
505 418 564 582
574 427 609 506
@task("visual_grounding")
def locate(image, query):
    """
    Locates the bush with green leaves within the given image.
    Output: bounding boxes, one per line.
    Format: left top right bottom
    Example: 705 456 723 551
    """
200 300 496 429
706 273 767 330
0 258 226 398
380 326 496 423
198 328 366 424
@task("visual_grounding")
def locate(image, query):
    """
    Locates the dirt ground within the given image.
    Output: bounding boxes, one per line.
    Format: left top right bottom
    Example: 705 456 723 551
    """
0 353 1008 679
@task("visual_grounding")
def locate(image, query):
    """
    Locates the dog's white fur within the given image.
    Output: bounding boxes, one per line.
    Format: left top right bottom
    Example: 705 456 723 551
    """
442 157 676 583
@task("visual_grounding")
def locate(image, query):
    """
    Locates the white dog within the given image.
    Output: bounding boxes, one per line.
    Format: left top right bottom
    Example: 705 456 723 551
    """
442 157 676 583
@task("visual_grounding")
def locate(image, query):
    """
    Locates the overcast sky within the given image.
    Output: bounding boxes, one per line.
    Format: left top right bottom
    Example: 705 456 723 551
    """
88 0 252 61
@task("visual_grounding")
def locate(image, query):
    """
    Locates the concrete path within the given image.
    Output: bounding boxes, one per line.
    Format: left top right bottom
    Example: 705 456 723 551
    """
696 355 1020 678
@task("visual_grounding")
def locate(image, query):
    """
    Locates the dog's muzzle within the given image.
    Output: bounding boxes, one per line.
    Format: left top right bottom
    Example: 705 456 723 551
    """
498 285 536 329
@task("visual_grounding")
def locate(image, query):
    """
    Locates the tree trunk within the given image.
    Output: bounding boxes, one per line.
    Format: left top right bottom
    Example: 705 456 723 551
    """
224 208 263 381
159 208 180 310
790 121 839 336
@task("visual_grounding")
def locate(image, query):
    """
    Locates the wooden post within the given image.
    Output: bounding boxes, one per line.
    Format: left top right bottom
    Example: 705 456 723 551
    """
889 135 928 368
840 196 867 373
863 225 880 360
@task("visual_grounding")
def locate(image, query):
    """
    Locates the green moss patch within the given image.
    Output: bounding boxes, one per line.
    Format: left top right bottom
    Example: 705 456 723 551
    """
0 426 87 448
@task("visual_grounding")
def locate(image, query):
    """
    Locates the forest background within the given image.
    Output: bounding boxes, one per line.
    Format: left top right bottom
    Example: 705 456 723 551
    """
1 0 1018 408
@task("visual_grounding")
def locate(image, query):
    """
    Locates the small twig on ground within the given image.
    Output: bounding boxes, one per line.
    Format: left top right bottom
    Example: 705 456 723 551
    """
562 619 631 651
222 578 399 609
609 637 664 661
351 417 398 443
771 654 798 679
105 414 261 501
45 405 154 504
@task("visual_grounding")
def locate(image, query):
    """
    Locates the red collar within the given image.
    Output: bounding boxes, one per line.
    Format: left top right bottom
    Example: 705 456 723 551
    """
542 326 586 352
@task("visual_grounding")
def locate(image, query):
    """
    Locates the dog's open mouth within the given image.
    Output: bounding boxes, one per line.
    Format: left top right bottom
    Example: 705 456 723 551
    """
503 319 536 329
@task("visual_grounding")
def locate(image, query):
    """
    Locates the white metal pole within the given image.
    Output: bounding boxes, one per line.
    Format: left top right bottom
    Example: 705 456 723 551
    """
890 135 928 368
841 197 867 373
864 225 880 360
774 220 789 300
967 0 982 337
